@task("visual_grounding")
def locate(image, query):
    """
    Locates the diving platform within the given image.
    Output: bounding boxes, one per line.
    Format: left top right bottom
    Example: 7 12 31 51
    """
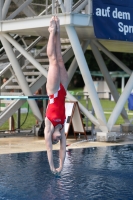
1 13 133 53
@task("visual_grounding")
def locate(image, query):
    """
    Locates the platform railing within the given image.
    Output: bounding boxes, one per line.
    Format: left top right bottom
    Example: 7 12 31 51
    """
0 0 90 22
34 0 90 15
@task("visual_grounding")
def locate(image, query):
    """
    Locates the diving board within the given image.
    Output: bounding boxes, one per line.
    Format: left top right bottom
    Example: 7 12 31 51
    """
0 95 48 99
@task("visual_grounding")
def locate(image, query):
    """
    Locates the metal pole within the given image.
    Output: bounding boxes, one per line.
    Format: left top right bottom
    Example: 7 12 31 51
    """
46 0 48 15
0 34 18 52
9 117 12 131
66 26 107 129
108 73 133 131
93 40 132 75
64 0 72 12
0 35 43 123
0 0 4 20
122 76 125 93
1 36 43 76
91 41 129 123
88 0 92 15
17 108 21 133
86 94 89 131
42 83 47 114
56 0 59 14
2 0 11 20
52 0 54 14
57 0 65 12
91 107 95 136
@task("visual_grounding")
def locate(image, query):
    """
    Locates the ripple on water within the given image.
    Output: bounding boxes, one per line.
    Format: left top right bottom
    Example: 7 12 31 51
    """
0 145 133 200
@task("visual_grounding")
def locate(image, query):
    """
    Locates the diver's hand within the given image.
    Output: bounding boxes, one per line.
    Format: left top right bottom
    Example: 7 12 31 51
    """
51 168 61 175
56 166 62 173
51 167 57 174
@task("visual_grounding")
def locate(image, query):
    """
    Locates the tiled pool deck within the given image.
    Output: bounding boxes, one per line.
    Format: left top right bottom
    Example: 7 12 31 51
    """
0 126 133 154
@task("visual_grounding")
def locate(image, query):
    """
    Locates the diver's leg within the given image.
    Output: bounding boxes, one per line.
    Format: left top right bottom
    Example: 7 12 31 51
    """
54 16 68 90
46 17 60 95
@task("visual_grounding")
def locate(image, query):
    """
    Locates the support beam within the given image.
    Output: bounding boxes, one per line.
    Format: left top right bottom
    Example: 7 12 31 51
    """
64 0 72 12
90 41 129 123
52 0 55 14
2 0 11 20
108 73 133 131
0 34 19 54
0 36 43 76
58 0 65 12
2 32 48 77
67 91 100 128
121 77 125 93
7 0 33 20
46 0 48 15
93 40 132 75
0 35 43 122
13 0 37 17
87 0 92 15
73 0 88 13
3 33 48 77
67 40 90 84
0 0 4 20
65 26 107 130
1 14 90 32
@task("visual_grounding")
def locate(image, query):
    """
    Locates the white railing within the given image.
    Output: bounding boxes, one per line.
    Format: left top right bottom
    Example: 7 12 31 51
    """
1 0 90 21
26 0 89 16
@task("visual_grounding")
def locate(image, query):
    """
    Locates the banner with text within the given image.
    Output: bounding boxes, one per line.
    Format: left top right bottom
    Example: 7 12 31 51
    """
93 0 133 41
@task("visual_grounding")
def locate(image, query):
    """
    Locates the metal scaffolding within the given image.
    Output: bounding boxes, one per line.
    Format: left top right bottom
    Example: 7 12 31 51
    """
0 0 133 139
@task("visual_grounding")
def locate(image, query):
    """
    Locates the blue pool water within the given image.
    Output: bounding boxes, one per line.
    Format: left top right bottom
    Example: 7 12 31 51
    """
0 145 133 200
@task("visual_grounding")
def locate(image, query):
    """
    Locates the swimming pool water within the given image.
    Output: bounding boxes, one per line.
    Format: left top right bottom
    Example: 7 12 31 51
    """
0 145 133 200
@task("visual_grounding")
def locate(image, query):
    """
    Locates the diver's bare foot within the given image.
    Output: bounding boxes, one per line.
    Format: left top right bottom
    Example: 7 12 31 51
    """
55 16 60 32
48 16 56 33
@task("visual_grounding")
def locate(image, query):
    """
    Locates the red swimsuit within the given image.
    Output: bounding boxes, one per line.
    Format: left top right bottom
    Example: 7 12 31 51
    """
46 84 66 127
